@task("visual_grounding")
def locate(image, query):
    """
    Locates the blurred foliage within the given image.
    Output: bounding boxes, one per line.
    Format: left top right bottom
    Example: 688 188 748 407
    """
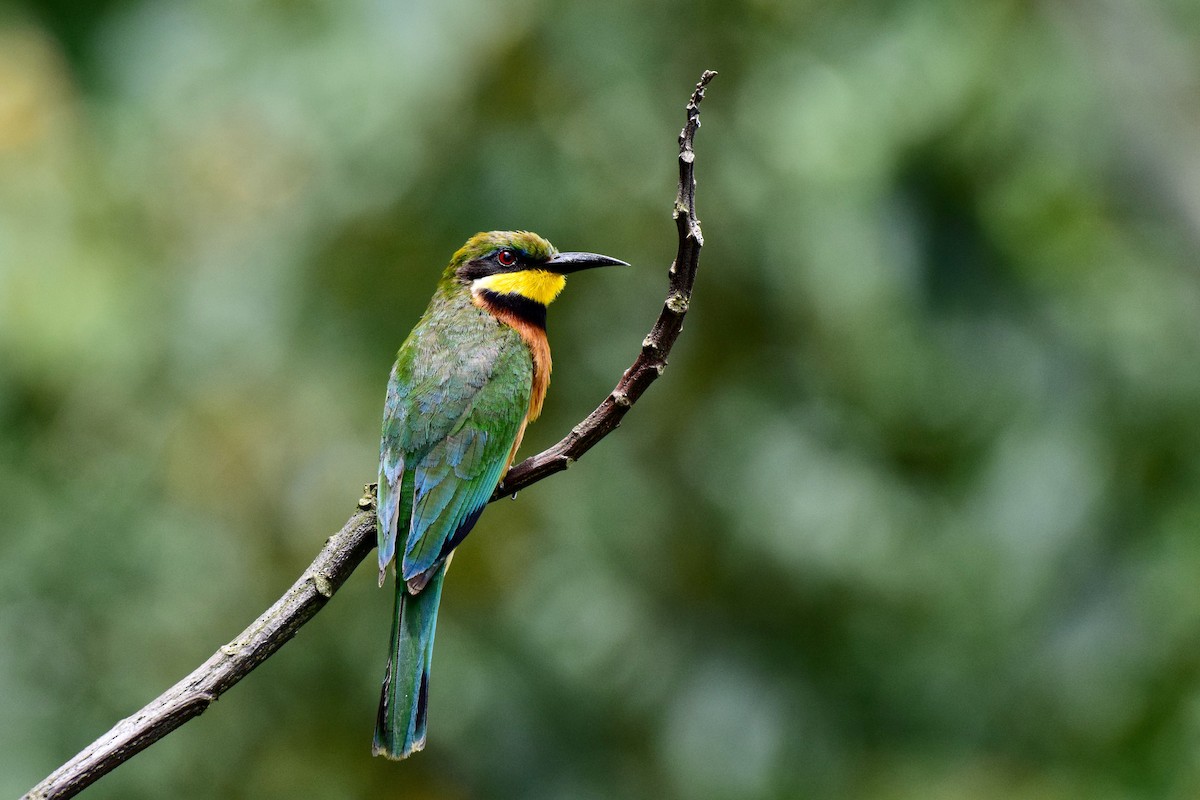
3 0 1200 797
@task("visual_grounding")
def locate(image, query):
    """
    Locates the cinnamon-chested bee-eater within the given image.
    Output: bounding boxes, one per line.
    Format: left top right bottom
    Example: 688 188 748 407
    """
373 230 627 759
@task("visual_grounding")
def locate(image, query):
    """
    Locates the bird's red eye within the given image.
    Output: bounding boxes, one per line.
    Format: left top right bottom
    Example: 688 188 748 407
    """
497 249 516 267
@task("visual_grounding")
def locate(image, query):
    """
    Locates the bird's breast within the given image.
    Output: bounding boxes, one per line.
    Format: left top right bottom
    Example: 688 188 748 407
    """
472 291 552 422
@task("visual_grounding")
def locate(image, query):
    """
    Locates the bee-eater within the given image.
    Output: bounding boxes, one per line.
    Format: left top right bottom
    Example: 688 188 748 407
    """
373 230 628 759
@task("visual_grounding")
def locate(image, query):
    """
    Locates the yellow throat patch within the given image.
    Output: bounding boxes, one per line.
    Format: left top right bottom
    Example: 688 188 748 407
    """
473 270 567 306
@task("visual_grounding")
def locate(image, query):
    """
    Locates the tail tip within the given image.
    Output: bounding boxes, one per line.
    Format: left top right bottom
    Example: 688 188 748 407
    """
371 735 426 761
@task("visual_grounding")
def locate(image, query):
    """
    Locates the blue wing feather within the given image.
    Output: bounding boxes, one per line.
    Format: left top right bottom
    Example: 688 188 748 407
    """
402 427 512 582
378 364 412 575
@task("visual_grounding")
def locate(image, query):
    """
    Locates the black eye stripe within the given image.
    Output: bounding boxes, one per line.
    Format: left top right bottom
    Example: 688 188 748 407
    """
456 247 549 283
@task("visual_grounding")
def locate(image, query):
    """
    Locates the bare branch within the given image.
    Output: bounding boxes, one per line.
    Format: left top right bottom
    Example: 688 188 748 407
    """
22 69 716 800
493 69 716 497
23 510 376 800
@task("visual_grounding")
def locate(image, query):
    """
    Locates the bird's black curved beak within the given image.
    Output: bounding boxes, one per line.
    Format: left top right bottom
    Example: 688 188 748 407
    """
545 251 630 274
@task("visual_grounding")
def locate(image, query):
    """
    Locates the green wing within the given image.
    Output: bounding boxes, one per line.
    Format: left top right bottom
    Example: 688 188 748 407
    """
402 415 516 581
378 318 531 583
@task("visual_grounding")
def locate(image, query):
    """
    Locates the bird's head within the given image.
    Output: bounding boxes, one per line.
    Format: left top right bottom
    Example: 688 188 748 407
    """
446 230 628 309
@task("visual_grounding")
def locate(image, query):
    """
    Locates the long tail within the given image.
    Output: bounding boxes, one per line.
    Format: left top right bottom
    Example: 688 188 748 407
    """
373 560 448 759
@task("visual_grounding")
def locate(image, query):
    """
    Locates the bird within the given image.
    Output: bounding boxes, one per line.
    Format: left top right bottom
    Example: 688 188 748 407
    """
373 230 628 759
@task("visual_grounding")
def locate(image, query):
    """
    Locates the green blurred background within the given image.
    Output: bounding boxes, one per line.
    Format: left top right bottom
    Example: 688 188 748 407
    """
4 0 1200 797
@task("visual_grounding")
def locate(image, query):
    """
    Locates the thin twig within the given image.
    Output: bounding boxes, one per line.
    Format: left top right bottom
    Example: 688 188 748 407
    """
22 69 716 800
494 69 716 497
